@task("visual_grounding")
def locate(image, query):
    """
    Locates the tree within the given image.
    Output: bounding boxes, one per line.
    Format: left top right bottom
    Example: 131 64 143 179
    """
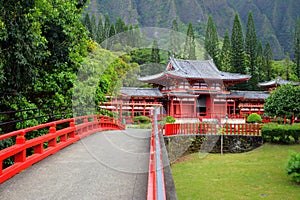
231 13 245 74
256 41 265 82
90 14 97 40
264 84 300 121
245 12 257 75
0 0 89 117
245 11 258 89
285 52 291 80
294 17 300 79
204 15 220 68
102 13 110 48
220 29 232 72
151 39 160 63
170 19 181 58
83 12 92 38
183 22 196 60
264 42 273 81
96 15 104 43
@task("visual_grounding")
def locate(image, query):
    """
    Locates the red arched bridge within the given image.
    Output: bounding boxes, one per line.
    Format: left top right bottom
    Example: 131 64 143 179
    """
0 114 177 200
0 112 261 199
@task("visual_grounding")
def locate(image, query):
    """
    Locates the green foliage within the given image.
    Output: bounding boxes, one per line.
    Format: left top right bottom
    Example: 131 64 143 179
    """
132 116 151 124
204 15 220 68
247 113 262 123
264 84 300 120
231 13 245 74
261 123 300 144
286 152 300 183
220 29 232 72
162 116 176 124
183 22 196 60
294 17 300 78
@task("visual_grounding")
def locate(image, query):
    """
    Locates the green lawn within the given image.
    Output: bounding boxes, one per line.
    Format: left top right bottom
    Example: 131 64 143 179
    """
171 144 300 200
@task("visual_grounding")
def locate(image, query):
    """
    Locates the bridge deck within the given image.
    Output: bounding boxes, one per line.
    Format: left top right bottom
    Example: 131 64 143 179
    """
0 129 151 200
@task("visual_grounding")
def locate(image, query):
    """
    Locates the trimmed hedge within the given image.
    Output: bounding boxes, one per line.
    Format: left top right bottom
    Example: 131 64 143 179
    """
261 123 300 144
132 116 151 124
247 113 262 123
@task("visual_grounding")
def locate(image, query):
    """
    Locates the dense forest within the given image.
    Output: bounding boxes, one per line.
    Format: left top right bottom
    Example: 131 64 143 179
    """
88 0 300 60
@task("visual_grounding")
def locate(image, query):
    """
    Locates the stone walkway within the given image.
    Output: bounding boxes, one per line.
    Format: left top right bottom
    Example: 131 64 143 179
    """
0 129 151 200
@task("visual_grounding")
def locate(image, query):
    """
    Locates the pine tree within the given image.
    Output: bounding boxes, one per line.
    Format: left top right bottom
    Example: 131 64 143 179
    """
170 19 181 58
245 11 258 89
231 13 245 74
220 29 232 72
183 22 196 60
103 13 110 48
264 42 273 81
294 17 300 79
90 14 97 40
96 15 104 44
151 39 160 63
115 17 126 34
204 15 220 68
83 13 92 38
256 41 265 82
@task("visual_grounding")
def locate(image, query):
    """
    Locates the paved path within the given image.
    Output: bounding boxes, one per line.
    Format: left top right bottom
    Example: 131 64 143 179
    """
0 129 151 200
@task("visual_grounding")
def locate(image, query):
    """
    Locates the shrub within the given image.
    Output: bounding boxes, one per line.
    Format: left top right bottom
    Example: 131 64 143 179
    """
132 116 151 124
247 113 262 123
261 123 300 144
286 152 300 183
163 116 176 124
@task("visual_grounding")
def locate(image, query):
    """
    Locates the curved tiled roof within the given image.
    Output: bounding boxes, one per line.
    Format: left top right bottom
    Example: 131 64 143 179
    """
258 77 300 87
223 90 270 100
138 58 250 84
120 87 163 97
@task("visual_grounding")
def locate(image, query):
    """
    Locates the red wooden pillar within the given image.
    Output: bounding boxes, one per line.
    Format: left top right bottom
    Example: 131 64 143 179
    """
131 98 134 119
170 97 174 117
194 97 197 118
15 131 26 162
180 99 183 118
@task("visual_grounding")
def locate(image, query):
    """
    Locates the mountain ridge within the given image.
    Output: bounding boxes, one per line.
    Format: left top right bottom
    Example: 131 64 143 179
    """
88 0 300 59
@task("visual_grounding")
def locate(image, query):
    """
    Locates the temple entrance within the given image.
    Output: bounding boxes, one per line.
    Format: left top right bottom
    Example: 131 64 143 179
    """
197 95 207 116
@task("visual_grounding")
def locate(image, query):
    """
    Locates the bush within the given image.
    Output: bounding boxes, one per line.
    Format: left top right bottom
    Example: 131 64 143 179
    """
132 116 151 124
163 116 176 124
247 113 262 123
286 152 300 183
261 123 300 144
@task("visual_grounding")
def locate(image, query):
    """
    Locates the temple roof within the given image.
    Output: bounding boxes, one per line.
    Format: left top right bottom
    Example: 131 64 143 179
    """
138 58 250 84
120 87 163 97
219 90 270 100
258 77 300 87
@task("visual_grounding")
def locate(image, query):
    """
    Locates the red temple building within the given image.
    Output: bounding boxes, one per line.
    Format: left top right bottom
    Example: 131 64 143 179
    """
101 58 274 123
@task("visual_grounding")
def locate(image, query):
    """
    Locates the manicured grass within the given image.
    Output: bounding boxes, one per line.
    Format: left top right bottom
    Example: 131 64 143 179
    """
171 144 300 200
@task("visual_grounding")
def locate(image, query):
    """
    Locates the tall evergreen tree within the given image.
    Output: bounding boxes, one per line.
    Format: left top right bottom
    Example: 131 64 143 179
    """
83 12 92 38
151 39 160 63
204 15 220 68
90 14 97 40
115 17 126 34
256 41 265 82
294 17 300 79
245 12 257 73
96 15 104 44
170 19 181 58
220 29 232 72
264 42 273 81
103 13 110 48
183 22 196 60
231 13 245 74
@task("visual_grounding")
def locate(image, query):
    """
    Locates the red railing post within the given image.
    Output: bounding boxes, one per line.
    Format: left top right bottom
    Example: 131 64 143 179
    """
48 123 57 147
15 131 26 162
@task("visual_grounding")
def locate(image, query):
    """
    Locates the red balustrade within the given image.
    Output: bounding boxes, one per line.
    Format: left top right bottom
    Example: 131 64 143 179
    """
164 123 261 136
0 115 124 184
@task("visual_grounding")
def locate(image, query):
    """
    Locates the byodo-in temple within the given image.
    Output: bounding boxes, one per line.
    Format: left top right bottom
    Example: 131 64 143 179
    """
101 57 296 123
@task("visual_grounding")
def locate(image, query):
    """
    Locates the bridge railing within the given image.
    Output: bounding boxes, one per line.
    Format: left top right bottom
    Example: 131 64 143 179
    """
0 115 124 184
164 123 261 136
147 109 166 200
